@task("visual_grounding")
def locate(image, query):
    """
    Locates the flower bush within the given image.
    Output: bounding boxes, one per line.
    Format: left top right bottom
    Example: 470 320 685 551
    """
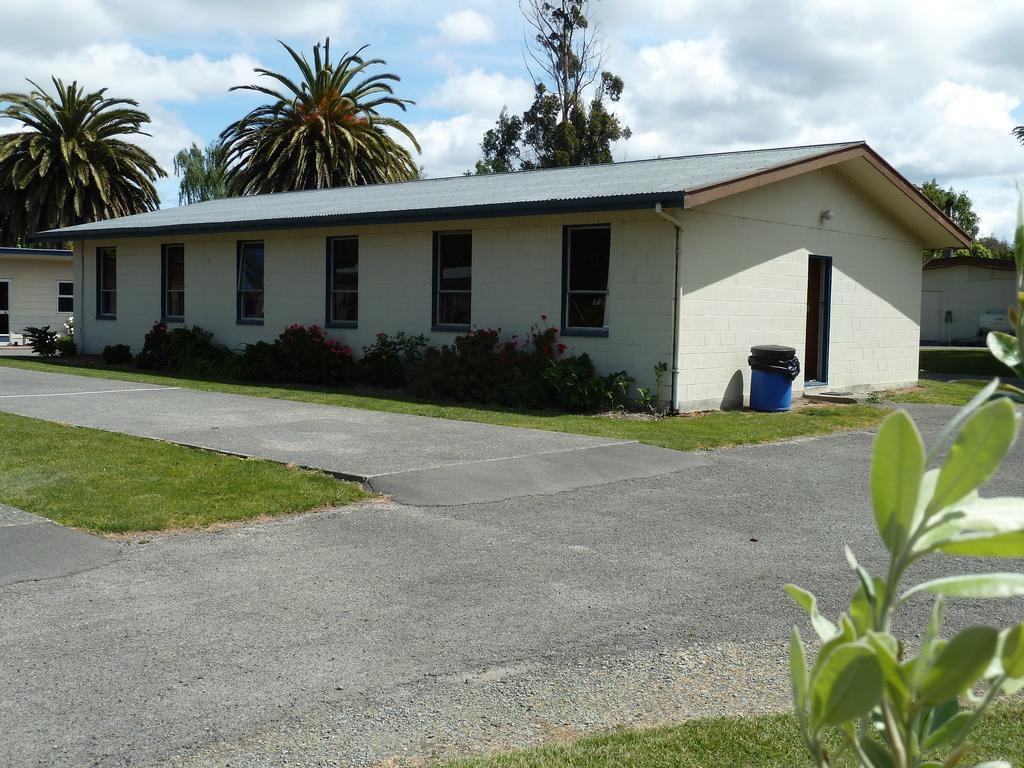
134 321 170 369
239 324 353 385
96 318 639 413
413 322 631 410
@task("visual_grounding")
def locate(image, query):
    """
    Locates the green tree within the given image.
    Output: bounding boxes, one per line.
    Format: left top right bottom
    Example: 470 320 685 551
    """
0 77 164 245
474 0 630 173
220 39 420 195
919 179 981 239
1013 125 1023 146
173 141 229 205
975 234 1014 260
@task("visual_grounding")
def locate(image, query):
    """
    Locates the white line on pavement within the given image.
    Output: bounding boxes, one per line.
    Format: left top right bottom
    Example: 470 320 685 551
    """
0 387 180 399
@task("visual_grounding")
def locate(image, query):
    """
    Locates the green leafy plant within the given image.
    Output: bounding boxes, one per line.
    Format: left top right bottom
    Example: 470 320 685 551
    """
358 331 429 387
22 325 59 357
102 344 132 365
985 191 1024 391
134 321 170 369
787 194 1024 768
56 335 76 357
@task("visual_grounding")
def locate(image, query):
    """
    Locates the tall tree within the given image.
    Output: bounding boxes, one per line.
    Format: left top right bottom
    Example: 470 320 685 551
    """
474 0 630 173
220 39 420 195
173 141 229 205
919 178 981 239
0 77 164 245
1014 125 1023 146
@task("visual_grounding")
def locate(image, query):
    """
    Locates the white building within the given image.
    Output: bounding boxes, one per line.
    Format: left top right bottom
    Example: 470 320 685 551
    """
921 257 1017 345
0 247 74 345
36 142 968 411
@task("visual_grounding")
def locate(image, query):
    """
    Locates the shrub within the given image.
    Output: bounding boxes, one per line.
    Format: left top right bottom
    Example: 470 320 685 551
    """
240 324 353 386
102 344 133 365
135 321 170 369
545 353 632 412
22 326 59 357
358 332 429 387
166 326 239 378
56 335 77 358
411 322 629 411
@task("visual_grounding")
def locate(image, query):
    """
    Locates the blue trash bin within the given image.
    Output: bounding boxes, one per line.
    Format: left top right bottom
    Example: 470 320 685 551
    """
748 345 800 412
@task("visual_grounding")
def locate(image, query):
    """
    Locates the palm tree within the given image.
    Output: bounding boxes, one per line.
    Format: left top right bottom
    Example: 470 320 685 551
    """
0 78 164 245
1014 126 1024 146
220 39 420 195
173 140 230 205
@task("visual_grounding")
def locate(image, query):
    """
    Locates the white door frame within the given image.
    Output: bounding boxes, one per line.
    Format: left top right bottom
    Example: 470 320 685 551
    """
0 278 10 344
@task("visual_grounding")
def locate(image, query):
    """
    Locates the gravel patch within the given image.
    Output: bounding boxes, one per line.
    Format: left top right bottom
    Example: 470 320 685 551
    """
149 639 793 768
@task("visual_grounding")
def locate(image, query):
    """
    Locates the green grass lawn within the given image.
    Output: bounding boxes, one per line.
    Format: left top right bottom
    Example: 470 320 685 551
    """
0 357 883 452
441 706 1024 768
920 347 1017 377
884 378 988 406
0 411 367 533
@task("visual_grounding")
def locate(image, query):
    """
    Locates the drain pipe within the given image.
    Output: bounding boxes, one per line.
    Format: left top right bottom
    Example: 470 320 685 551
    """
654 203 685 414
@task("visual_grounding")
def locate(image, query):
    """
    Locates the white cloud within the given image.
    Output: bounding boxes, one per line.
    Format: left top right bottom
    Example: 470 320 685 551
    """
423 69 533 117
436 10 497 45
0 44 260 104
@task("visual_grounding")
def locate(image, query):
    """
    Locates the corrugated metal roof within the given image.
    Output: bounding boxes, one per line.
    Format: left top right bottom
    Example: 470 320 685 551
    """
34 142 862 240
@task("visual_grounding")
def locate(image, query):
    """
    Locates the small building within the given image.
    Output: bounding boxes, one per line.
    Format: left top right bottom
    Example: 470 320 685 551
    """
34 141 967 411
0 247 74 345
921 257 1017 345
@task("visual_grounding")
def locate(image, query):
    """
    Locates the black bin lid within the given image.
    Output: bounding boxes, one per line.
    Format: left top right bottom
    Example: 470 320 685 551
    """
750 344 797 360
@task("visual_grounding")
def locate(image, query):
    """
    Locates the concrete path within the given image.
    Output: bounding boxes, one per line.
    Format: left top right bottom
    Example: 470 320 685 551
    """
0 403 1021 768
0 366 704 505
0 505 118 587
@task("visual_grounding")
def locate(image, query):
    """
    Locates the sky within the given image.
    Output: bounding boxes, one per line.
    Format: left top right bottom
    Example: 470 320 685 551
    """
1 0 1022 238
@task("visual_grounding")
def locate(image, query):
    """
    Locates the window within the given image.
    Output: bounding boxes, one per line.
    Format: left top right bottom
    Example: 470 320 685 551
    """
96 247 116 318
562 225 610 334
57 281 74 313
162 244 185 321
236 241 264 323
327 237 358 326
433 231 472 329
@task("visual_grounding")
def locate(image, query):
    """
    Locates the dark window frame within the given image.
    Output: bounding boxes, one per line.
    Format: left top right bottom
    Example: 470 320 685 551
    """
432 230 472 332
57 280 74 313
161 243 185 322
561 224 611 337
236 240 265 325
95 246 117 320
325 236 359 328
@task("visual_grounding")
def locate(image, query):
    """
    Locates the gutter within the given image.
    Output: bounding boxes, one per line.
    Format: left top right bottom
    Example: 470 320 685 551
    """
654 203 685 414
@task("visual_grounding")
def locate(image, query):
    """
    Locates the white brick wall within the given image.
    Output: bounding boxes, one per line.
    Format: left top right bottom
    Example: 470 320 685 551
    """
74 211 678 395
674 166 923 410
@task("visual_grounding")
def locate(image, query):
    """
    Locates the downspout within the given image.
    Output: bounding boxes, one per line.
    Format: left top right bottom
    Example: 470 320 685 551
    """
655 203 685 414
77 240 85 354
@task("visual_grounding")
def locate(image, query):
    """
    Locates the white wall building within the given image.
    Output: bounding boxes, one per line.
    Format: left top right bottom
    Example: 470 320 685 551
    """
37 142 968 411
921 257 1017 345
0 247 74 345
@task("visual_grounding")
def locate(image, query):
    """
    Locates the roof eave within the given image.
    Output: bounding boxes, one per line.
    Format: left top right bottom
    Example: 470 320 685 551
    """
28 192 686 242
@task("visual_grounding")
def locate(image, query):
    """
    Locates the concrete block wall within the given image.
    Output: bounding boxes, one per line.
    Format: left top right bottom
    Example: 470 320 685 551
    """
674 166 925 411
74 210 678 396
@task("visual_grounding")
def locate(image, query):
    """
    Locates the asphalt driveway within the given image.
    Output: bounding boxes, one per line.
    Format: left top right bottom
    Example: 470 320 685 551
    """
1 402 1022 767
0 366 703 505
